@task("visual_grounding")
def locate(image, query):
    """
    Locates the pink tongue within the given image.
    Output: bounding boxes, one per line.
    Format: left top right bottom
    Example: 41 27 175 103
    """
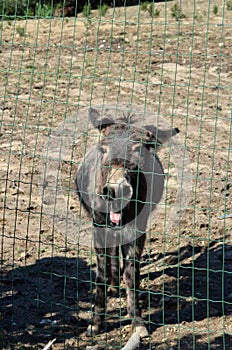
110 211 121 225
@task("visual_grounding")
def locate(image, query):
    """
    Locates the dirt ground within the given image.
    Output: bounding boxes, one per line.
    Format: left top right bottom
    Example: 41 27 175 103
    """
0 1 232 349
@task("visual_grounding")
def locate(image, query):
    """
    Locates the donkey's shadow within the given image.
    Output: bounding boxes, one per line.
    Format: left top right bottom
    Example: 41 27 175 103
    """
1 243 232 349
0 256 93 347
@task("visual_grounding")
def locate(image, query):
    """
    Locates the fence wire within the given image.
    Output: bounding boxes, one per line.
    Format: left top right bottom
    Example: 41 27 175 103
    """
0 1 232 349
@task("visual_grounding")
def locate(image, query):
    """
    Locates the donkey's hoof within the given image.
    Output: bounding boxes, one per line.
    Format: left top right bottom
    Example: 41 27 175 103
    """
135 325 149 338
108 286 119 297
86 324 100 337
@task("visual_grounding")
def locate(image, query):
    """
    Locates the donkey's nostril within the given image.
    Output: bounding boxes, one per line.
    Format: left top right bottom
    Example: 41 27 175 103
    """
102 186 115 200
102 186 108 197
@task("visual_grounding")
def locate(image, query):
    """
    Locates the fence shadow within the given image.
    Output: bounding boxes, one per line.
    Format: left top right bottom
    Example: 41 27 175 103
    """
1 242 232 349
0 256 94 348
140 241 232 349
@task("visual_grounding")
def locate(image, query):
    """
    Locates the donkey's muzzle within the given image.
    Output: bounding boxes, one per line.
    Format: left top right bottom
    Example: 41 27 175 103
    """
102 186 116 201
101 182 133 203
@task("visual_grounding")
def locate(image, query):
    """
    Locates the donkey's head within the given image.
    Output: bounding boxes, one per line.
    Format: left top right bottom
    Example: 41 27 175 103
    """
88 107 179 228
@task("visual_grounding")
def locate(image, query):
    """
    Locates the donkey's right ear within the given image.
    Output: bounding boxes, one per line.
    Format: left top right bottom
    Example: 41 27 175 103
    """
89 107 114 131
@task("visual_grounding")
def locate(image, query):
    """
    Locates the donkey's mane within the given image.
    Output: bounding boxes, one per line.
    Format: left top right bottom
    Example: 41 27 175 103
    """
117 112 136 124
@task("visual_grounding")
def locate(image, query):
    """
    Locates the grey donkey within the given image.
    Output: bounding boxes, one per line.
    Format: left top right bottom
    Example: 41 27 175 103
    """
76 107 179 337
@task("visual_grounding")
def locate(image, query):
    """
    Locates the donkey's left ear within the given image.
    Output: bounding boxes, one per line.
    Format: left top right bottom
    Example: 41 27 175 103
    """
89 107 114 131
145 125 179 145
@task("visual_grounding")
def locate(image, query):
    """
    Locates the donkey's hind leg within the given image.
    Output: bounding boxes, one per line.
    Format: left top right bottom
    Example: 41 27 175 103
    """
122 235 148 338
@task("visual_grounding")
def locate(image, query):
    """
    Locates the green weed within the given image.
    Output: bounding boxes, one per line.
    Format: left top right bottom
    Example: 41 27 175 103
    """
171 3 186 20
16 25 25 37
141 2 160 18
149 4 160 17
213 4 218 15
82 3 91 17
227 0 232 10
25 8 34 17
35 2 53 18
99 3 110 16
140 1 150 11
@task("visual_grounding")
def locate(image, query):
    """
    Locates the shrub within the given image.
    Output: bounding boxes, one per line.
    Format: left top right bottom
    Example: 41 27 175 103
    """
0 0 37 17
148 4 160 17
227 0 232 10
99 3 110 16
16 25 25 37
141 2 160 18
35 3 53 18
171 3 186 20
213 4 218 15
140 1 150 12
82 3 91 17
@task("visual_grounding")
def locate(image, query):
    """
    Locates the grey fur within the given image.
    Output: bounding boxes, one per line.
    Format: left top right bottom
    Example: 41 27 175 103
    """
76 106 179 336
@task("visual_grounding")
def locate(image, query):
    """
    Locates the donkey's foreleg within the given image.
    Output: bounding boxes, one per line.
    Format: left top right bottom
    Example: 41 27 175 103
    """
109 246 120 295
122 237 148 338
87 248 111 336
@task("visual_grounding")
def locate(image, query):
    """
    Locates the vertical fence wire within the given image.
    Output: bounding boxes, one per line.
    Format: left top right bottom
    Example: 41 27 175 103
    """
0 0 232 349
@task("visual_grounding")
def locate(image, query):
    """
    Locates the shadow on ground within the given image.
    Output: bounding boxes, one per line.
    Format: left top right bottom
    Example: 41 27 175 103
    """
0 256 93 348
1 242 232 349
140 241 232 349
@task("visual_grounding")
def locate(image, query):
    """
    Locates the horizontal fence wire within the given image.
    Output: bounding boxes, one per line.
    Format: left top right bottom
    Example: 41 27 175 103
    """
0 0 232 349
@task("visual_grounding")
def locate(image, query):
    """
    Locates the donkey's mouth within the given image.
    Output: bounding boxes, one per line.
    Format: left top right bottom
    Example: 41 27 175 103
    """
110 211 121 226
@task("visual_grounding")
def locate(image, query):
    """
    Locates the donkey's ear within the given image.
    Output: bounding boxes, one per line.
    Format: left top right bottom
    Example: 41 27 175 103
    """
89 107 114 131
145 125 179 145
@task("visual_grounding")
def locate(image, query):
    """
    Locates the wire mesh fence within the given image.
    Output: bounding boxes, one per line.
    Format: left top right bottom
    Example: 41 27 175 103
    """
0 0 232 349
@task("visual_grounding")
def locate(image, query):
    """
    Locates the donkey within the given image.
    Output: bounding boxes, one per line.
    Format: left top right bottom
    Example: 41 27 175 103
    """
76 107 179 337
